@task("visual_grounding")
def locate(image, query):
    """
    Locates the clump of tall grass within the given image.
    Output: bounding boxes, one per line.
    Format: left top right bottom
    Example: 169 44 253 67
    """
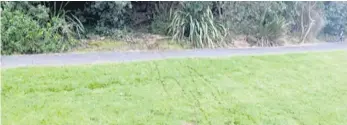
256 8 288 46
167 2 226 48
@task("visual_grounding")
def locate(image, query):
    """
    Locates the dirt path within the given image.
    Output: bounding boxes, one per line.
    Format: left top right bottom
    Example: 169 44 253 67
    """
1 42 346 68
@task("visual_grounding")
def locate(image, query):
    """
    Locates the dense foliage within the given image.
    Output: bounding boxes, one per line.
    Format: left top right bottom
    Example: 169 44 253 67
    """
82 2 131 35
1 1 346 54
323 2 347 35
219 2 289 46
1 2 82 54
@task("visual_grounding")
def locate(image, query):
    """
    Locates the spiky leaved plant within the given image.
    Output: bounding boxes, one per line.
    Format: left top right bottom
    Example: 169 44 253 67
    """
257 8 288 46
168 2 226 48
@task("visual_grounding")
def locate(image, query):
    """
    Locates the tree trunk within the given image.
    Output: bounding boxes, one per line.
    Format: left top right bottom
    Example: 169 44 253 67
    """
300 3 305 38
301 2 316 43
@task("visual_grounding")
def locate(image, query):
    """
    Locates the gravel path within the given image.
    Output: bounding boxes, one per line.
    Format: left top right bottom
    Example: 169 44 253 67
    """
1 42 346 68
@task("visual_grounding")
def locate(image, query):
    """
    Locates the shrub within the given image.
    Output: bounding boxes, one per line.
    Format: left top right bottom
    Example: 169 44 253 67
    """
148 2 175 35
149 13 170 35
219 2 286 34
1 10 61 54
83 2 132 34
218 2 290 46
322 2 347 36
1 2 81 55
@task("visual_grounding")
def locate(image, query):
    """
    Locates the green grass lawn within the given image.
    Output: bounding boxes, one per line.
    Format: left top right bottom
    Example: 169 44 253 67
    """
2 51 347 125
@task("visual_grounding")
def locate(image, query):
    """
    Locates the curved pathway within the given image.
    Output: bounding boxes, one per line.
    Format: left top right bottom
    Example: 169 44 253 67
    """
1 42 346 68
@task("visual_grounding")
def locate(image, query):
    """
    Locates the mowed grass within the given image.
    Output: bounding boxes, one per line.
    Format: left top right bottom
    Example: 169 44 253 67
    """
2 51 347 125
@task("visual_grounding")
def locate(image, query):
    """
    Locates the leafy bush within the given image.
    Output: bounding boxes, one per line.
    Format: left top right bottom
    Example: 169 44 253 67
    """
216 2 289 46
219 2 286 34
1 2 82 55
167 2 226 48
83 2 132 34
149 15 170 35
2 10 62 54
323 2 347 35
148 2 175 35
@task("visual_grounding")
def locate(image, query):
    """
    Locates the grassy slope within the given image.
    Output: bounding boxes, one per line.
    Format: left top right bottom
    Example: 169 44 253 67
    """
2 51 347 125
72 40 184 53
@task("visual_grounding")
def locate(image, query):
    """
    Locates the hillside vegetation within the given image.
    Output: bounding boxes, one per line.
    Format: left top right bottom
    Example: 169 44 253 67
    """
1 2 347 54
